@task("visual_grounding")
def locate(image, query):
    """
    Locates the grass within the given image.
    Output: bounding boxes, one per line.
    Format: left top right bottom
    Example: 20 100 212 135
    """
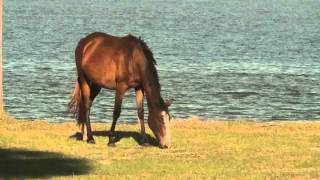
1 114 320 179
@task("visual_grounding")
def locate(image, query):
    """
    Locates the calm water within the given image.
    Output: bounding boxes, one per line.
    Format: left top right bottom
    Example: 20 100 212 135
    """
4 0 320 122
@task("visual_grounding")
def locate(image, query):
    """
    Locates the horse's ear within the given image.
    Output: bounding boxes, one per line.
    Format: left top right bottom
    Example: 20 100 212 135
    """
164 98 175 107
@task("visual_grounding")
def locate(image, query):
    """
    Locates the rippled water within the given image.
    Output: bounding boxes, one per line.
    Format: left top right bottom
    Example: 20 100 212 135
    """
4 0 320 122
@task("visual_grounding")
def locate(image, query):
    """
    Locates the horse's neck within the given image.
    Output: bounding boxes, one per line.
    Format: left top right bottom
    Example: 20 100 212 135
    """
143 79 162 110
140 54 163 111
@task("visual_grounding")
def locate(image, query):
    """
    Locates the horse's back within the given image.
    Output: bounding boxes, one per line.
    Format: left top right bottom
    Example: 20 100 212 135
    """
75 32 142 89
77 32 136 61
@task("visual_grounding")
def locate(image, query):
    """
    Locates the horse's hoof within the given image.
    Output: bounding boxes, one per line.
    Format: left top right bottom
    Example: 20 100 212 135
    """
140 138 150 146
108 135 116 145
159 144 168 149
87 139 95 144
107 142 116 147
70 132 83 141
141 142 150 147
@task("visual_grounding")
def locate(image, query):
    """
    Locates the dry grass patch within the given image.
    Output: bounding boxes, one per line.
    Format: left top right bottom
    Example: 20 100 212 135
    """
1 115 320 179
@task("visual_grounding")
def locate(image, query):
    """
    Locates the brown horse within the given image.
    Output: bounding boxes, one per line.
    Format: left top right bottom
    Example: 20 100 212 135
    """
68 32 174 148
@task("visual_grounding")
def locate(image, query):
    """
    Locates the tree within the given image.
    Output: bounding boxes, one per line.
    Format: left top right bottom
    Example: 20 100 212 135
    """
0 0 3 113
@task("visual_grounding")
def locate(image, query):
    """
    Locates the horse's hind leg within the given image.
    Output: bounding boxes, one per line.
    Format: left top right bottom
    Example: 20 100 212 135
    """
79 76 101 144
135 88 148 145
86 84 101 143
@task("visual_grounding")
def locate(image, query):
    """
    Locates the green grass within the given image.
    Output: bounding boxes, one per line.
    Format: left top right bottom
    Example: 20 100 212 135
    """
1 114 320 179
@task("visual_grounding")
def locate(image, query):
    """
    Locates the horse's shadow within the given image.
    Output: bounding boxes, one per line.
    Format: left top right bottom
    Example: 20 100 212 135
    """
70 130 158 146
94 130 158 146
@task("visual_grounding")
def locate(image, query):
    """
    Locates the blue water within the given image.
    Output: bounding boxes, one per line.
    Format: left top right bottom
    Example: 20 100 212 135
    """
3 0 320 122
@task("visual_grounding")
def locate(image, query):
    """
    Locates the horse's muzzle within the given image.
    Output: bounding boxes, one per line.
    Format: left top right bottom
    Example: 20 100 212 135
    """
158 134 170 149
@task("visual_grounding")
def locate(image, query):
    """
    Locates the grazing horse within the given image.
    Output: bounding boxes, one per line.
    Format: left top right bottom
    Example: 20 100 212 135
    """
68 32 174 148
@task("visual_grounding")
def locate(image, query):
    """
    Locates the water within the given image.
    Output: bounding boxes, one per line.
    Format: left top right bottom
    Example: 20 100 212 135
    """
4 0 320 122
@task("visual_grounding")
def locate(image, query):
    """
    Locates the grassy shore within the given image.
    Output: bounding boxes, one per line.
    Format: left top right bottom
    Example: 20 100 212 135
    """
0 114 320 179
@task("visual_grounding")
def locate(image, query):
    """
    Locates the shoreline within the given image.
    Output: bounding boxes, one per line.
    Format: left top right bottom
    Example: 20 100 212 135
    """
7 115 320 124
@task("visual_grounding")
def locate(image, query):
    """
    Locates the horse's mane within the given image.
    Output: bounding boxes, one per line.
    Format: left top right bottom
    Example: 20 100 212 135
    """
128 34 157 65
138 37 157 65
128 34 161 90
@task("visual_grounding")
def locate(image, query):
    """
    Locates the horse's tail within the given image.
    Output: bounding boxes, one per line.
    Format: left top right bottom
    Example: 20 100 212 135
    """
68 35 87 125
68 78 83 125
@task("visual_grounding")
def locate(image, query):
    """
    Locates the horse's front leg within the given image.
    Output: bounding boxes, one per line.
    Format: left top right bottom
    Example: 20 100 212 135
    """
108 85 127 147
135 88 148 145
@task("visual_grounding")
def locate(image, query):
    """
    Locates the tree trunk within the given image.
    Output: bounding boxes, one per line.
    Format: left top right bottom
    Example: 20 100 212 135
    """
0 0 3 113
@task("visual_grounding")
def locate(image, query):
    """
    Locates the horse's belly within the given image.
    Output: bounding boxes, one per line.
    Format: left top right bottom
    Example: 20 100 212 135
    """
100 79 117 89
87 74 117 89
91 72 117 89
82 62 117 89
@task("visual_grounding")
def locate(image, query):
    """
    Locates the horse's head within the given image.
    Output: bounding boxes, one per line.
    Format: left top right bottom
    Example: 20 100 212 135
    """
148 99 174 148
